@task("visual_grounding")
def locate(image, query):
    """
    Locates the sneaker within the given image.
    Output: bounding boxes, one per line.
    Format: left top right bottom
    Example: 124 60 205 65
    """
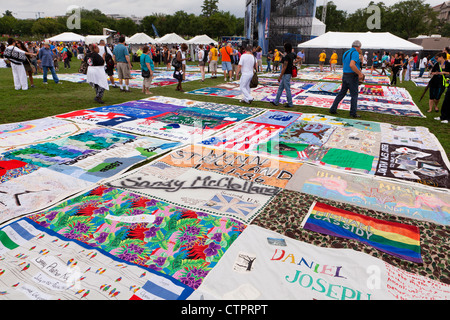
434 117 441 121
283 103 293 108
329 110 338 115
442 120 449 124
43 82 48 85
270 101 279 107
350 114 361 118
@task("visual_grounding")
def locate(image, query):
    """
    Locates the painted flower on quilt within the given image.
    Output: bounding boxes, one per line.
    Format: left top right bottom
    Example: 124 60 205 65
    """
204 242 221 257
144 226 160 238
95 232 109 243
179 275 202 290
211 233 222 242
153 256 166 266
74 221 90 234
117 249 138 262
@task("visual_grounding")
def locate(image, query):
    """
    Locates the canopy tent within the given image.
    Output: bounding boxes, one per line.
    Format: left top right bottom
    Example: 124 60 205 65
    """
187 35 218 61
187 34 218 45
127 33 155 44
85 35 110 45
157 33 186 45
46 32 85 43
297 31 423 65
311 18 326 38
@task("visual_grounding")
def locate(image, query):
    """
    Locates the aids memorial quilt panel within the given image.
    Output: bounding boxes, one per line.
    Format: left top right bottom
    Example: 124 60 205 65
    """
0 118 92 152
285 163 450 226
301 201 423 263
155 145 303 188
1 127 179 183
24 185 246 290
0 219 193 300
252 191 450 284
103 161 280 224
0 168 93 226
189 225 450 300
55 97 262 143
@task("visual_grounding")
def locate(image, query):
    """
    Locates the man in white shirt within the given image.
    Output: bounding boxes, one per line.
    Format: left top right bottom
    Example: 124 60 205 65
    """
418 55 428 78
99 40 118 88
3 38 35 90
236 45 257 104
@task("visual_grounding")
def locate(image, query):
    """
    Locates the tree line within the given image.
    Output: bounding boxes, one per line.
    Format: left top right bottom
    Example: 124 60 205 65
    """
316 0 449 39
0 6 244 40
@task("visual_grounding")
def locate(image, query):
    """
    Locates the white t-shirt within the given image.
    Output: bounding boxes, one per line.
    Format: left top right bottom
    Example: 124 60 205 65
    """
238 53 256 75
419 57 427 69
98 45 112 66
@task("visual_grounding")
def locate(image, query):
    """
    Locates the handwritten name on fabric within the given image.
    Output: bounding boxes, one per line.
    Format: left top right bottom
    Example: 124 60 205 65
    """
157 145 303 188
190 225 450 300
104 163 280 224
301 201 423 263
0 219 193 300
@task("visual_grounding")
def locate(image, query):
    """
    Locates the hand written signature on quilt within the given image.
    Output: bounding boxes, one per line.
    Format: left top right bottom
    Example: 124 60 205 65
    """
108 175 280 196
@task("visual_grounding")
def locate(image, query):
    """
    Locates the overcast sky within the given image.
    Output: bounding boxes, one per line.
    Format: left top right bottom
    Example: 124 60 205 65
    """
4 0 445 19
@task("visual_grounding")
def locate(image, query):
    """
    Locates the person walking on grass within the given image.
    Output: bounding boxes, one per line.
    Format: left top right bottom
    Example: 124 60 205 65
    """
173 44 187 92
319 50 326 72
237 45 256 104
38 41 61 85
140 46 154 95
329 40 364 118
85 44 109 104
113 36 133 92
270 42 296 108
209 43 219 78
198 44 206 82
220 42 235 81
330 50 338 72
427 52 450 113
99 40 118 89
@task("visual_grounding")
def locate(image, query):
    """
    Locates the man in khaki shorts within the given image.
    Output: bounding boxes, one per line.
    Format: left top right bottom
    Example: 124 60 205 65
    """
113 36 133 92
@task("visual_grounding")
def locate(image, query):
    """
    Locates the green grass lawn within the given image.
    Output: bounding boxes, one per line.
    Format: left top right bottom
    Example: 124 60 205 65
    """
0 59 448 158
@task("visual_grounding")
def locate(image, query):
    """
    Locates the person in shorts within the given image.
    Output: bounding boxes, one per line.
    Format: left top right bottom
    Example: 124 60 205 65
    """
209 43 218 78
113 36 132 92
220 42 234 81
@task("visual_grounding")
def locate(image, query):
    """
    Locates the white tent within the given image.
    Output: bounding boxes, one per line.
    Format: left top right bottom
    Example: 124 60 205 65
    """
187 35 218 61
85 35 109 45
187 34 217 45
127 33 155 44
157 33 186 44
46 32 85 43
311 18 326 37
298 31 423 51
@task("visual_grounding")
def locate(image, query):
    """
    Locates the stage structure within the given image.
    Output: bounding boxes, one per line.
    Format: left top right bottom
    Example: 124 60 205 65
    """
245 0 316 54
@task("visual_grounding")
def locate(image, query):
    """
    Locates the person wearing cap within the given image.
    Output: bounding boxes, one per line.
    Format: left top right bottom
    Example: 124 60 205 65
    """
329 40 364 118
38 41 61 85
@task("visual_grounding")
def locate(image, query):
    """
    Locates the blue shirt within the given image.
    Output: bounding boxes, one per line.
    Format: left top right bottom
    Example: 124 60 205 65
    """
140 53 154 72
113 43 129 63
38 47 55 67
342 48 360 73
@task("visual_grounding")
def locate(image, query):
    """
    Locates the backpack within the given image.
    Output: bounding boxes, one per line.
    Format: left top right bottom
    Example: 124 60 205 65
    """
105 52 114 69
203 49 209 63
292 66 297 78
67 50 72 60
172 56 182 69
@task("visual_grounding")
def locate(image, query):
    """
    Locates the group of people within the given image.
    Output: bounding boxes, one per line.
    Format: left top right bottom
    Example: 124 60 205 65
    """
1 38 65 90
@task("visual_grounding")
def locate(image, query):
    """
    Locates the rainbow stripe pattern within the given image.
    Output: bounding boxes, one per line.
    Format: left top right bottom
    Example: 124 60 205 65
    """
301 201 423 263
